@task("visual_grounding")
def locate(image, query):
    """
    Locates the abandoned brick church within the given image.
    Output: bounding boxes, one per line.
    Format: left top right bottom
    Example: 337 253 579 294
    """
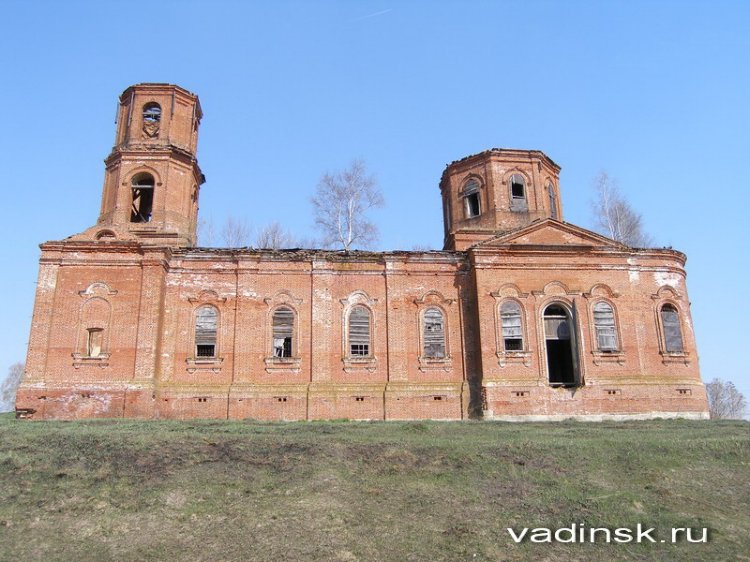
17 83 709 420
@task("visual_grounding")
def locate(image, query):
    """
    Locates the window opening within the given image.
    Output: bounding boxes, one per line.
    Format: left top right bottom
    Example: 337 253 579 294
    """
548 184 559 219
143 103 161 123
500 301 523 351
544 304 578 386
423 307 446 358
660 304 684 352
87 328 103 358
463 179 481 218
195 306 218 358
130 174 154 223
593 302 618 351
511 174 525 199
349 305 371 356
142 103 161 138
273 307 294 358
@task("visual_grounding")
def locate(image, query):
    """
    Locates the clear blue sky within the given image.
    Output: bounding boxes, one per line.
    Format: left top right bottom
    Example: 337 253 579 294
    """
1 0 748 403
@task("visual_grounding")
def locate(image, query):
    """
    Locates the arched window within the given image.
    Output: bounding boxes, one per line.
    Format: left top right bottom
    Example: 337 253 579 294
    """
195 305 218 357
593 302 618 351
272 307 295 358
548 183 558 220
348 305 371 356
500 301 524 351
660 304 684 353
423 307 446 358
143 103 161 123
462 179 481 218
510 174 527 211
130 173 154 223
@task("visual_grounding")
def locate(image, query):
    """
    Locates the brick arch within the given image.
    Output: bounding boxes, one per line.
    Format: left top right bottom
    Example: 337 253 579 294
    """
586 283 619 299
125 165 163 187
542 281 572 296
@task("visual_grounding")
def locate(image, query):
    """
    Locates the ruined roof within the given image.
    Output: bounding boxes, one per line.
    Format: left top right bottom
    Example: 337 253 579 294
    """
175 247 465 262
441 148 561 184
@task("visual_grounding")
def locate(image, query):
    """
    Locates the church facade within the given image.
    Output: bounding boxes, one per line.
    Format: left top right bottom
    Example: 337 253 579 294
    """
17 83 709 421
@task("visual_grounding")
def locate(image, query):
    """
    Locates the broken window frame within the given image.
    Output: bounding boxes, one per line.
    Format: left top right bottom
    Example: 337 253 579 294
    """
593 301 619 352
509 173 528 211
660 303 684 353
500 300 524 351
272 306 295 358
422 307 446 359
195 305 218 358
462 179 481 218
348 305 372 357
130 173 155 223
86 328 104 358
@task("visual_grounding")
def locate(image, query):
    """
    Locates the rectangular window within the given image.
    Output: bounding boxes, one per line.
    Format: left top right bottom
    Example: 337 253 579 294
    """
87 328 103 358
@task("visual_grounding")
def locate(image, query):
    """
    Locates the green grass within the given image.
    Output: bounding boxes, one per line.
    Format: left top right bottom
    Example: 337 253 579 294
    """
0 414 747 561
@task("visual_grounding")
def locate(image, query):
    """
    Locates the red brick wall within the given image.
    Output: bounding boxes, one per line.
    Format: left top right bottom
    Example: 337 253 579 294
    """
17 241 707 421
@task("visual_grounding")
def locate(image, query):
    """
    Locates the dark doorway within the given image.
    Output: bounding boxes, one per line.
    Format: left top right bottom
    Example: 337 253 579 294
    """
544 304 578 386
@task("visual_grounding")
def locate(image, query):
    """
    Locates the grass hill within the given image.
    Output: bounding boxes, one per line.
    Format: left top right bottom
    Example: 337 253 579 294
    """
0 415 747 561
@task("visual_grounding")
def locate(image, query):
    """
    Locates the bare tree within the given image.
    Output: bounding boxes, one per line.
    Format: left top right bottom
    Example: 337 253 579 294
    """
256 222 298 249
197 217 217 246
592 171 653 247
706 378 747 419
220 215 253 247
1 362 24 412
311 160 384 251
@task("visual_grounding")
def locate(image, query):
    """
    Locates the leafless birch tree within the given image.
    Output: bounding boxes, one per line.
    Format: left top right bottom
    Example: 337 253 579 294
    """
592 171 653 247
197 217 217 246
1 362 24 412
220 215 253 247
706 378 747 419
199 216 253 247
311 160 384 251
256 222 299 249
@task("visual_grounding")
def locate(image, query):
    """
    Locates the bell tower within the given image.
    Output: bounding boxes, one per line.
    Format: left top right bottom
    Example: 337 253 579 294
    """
94 83 205 246
440 149 563 251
